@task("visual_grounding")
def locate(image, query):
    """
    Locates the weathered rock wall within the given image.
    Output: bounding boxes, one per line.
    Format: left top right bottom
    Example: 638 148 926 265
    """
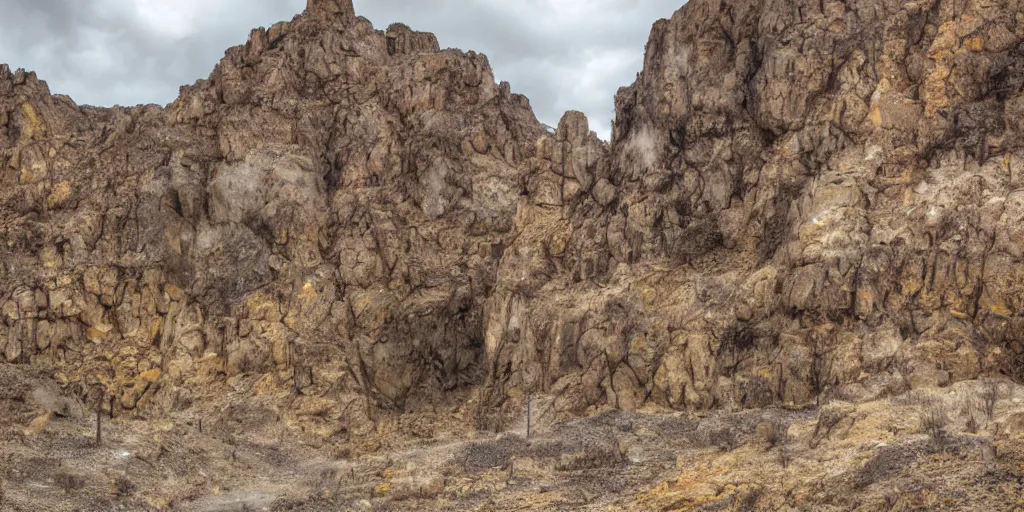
483 0 1024 419
4 0 1024 438
1 0 545 437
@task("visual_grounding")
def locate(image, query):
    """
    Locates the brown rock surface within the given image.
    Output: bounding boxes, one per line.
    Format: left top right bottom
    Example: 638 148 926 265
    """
1 0 543 437
484 0 1024 420
5 0 1024 508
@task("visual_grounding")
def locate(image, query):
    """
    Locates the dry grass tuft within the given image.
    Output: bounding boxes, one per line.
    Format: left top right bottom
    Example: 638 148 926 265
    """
981 380 1000 421
55 470 86 494
919 396 949 443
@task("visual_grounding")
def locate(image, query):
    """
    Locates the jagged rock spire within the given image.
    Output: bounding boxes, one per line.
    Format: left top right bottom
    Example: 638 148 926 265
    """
305 0 355 22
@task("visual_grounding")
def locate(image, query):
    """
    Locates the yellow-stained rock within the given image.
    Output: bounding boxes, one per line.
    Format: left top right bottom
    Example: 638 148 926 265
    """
46 180 71 208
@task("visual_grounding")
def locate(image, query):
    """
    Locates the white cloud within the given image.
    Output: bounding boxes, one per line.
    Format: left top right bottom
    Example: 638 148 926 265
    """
0 0 686 140
129 0 209 39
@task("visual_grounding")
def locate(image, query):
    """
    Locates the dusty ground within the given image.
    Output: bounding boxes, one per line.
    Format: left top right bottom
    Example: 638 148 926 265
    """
3 363 1024 511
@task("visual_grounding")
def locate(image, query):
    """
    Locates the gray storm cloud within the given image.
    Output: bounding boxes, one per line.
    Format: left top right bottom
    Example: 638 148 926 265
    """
0 0 683 139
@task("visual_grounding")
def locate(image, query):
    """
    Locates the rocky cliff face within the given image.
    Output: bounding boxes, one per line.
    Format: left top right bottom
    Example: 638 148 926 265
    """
3 0 1024 441
0 0 544 439
485 0 1024 420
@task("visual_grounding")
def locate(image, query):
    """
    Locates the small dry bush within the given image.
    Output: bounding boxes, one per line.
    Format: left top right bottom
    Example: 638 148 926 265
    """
777 447 793 469
741 376 775 409
456 434 527 472
736 485 764 512
709 427 739 452
554 443 624 471
755 421 785 449
115 475 136 496
957 388 982 434
980 379 1000 421
810 401 854 448
55 470 86 493
894 388 934 407
965 414 980 434
314 468 340 496
919 396 949 443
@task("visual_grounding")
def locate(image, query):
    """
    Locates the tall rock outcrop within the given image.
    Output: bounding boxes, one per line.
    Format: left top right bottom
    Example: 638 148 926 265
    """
1 0 544 437
483 0 1024 419
4 0 1024 440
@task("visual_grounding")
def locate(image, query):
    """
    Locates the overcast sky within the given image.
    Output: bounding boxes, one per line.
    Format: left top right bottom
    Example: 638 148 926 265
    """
0 0 684 140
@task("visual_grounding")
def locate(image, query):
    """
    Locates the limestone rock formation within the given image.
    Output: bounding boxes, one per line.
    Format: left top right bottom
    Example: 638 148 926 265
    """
4 0 1024 444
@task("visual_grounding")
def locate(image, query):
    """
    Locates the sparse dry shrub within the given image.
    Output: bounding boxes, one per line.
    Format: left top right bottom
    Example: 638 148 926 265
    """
892 354 913 388
114 475 136 496
709 426 739 452
920 396 949 442
754 421 785 449
737 485 764 512
456 434 527 472
897 388 934 407
720 323 757 359
957 388 982 434
965 414 980 434
981 439 998 474
389 478 445 502
473 402 515 435
778 447 793 469
554 443 624 471
673 218 724 264
981 379 1000 421
55 470 86 493
741 376 775 409
810 401 855 448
